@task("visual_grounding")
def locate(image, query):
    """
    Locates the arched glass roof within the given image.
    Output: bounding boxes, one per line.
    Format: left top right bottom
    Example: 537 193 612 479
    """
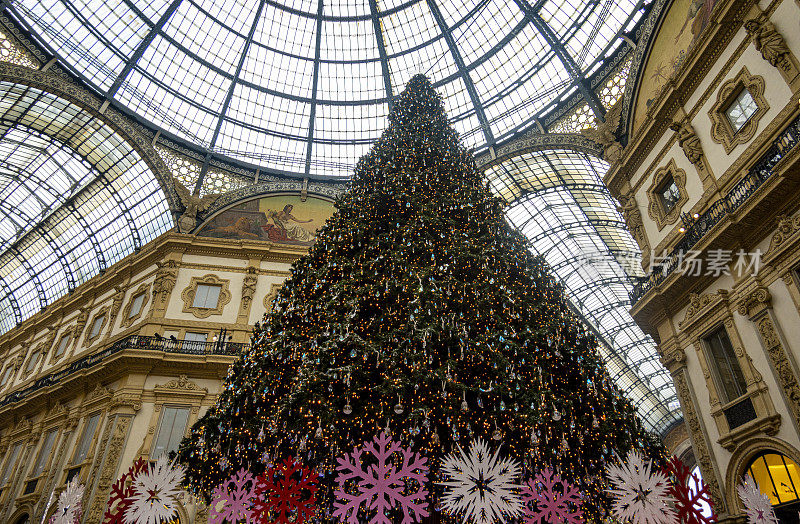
0 82 173 333
485 149 681 435
10 0 649 178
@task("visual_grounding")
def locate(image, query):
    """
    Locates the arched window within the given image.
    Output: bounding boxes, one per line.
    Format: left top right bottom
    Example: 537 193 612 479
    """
746 451 800 517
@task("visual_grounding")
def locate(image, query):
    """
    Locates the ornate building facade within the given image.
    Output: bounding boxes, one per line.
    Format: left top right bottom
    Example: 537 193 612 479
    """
615 0 800 520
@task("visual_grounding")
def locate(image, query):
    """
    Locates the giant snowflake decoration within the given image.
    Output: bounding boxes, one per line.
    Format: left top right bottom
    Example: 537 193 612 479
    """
104 459 148 524
521 467 583 524
124 454 185 524
737 474 778 524
209 468 257 524
253 457 317 524
49 477 85 524
664 456 717 524
333 431 429 524
606 450 677 524
439 438 523 524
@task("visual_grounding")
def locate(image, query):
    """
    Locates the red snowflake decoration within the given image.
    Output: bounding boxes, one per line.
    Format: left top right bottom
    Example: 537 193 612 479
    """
663 456 717 524
521 467 584 524
102 459 148 524
252 457 318 524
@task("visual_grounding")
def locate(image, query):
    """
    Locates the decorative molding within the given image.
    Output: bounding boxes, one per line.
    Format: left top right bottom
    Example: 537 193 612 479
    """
680 290 729 330
263 283 284 313
154 375 208 397
180 274 232 319
647 159 688 230
616 194 650 258
107 286 126 333
152 260 179 305
240 266 258 317
475 133 603 170
708 68 768 154
744 12 800 88
764 214 800 261
669 113 716 191
85 415 132 524
736 286 772 317
120 283 151 328
580 98 624 164
673 371 726 512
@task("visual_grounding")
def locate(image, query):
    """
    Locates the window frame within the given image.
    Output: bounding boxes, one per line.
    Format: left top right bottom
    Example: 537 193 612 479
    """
724 87 759 134
702 325 748 404
151 405 192 459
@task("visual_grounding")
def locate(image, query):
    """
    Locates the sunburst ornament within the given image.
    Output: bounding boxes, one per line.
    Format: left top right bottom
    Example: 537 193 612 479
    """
737 474 778 524
439 438 523 524
606 450 677 524
124 454 185 524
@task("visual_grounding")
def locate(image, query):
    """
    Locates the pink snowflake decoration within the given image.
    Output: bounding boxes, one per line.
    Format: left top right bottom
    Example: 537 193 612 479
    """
664 456 717 524
209 468 257 524
333 431 429 524
252 457 318 524
521 467 584 524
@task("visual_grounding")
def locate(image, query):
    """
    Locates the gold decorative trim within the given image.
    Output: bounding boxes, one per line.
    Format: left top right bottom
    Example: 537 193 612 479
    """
764 214 800 261
85 415 132 524
181 274 231 319
83 307 109 347
647 159 688 230
120 283 151 328
239 266 258 321
49 327 76 364
154 375 208 397
709 67 768 154
744 12 800 88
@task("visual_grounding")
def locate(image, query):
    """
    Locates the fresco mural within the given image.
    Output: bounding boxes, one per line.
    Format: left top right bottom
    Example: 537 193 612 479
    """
197 195 335 245
633 0 718 132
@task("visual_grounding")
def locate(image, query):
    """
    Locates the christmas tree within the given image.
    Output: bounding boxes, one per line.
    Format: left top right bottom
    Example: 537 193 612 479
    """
177 75 663 520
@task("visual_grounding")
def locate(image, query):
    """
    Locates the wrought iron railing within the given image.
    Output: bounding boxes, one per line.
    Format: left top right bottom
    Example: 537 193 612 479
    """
630 114 800 304
0 335 248 407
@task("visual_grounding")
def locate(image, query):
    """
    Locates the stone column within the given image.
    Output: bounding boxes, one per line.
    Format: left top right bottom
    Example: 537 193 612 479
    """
738 287 800 434
661 344 728 513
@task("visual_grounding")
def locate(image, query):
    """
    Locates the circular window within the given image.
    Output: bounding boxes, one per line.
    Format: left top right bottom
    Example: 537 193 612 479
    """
746 451 800 519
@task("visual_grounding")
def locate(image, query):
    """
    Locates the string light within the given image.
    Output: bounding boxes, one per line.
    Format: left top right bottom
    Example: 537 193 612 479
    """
177 74 666 521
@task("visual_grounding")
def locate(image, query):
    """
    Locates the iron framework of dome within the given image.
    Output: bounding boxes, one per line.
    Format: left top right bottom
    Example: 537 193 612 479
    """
10 0 650 179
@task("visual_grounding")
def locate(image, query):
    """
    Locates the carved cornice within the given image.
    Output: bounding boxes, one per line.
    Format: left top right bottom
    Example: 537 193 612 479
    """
475 133 603 171
679 290 729 331
764 214 800 262
154 375 208 398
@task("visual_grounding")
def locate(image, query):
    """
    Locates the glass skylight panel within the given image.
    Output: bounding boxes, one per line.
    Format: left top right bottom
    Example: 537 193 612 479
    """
388 39 458 94
252 5 318 61
240 43 314 99
381 1 440 56
320 19 377 62
451 0 522 66
317 61 385 102
164 0 249 76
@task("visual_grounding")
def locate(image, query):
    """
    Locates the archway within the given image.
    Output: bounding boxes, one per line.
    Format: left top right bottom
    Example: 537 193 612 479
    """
745 451 800 522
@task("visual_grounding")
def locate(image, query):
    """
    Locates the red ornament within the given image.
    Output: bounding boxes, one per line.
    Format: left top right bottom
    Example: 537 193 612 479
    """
102 458 148 524
252 457 318 524
663 456 717 524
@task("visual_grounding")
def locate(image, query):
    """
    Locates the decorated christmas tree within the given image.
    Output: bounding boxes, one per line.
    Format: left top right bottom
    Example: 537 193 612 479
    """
177 75 664 520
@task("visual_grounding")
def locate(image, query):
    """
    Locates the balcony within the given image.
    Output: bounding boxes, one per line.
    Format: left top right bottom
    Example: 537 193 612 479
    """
631 114 800 305
0 335 249 408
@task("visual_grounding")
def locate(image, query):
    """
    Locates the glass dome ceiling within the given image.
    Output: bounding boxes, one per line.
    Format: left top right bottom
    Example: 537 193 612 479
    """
11 0 647 178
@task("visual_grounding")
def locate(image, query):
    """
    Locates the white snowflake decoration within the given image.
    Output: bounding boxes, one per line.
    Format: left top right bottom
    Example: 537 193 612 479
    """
49 477 85 524
606 450 677 524
440 438 523 524
737 474 778 524
124 454 186 524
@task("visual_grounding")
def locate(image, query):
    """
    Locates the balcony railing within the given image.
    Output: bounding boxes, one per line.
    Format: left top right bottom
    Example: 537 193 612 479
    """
0 335 248 408
631 114 800 304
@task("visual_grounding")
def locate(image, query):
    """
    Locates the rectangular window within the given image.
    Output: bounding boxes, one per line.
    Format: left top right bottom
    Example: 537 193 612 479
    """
726 88 758 132
128 293 145 318
25 351 39 374
32 429 57 477
192 284 221 309
89 316 104 339
0 442 22 485
704 327 748 403
184 332 208 343
152 407 190 458
73 414 101 464
54 334 71 358
657 176 681 213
